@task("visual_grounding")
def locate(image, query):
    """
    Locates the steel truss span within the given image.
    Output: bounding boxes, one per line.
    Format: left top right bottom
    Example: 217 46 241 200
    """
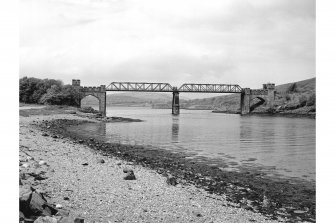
106 82 174 92
106 82 243 93
178 84 242 93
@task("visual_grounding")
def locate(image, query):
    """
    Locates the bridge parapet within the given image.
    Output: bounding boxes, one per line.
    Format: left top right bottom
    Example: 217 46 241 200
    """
250 89 268 95
263 83 275 90
81 85 106 92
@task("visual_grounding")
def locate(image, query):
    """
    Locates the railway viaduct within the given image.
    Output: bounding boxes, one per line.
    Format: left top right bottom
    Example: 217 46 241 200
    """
72 79 275 117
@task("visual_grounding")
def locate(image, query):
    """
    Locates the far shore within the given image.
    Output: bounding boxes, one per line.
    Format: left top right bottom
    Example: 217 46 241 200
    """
19 105 315 222
77 102 317 118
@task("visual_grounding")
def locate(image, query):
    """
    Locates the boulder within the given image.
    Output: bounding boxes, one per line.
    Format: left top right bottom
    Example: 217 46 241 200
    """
20 185 57 219
123 168 132 173
33 216 57 223
57 217 84 223
57 217 74 223
124 171 136 180
55 209 70 217
20 184 33 205
20 172 27 180
74 217 85 223
19 211 25 221
42 133 49 137
166 175 178 186
38 161 47 166
98 159 105 164
29 191 49 216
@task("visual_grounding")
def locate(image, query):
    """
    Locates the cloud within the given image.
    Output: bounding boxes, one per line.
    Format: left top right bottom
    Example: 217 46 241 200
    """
20 0 315 89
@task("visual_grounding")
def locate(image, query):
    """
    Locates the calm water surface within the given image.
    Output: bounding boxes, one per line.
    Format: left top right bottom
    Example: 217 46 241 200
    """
70 107 315 181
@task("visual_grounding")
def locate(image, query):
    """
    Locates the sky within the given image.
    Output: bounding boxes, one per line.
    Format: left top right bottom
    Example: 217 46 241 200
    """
20 0 315 91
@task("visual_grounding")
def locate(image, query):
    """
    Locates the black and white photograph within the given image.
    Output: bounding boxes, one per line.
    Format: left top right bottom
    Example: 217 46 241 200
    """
3 0 325 222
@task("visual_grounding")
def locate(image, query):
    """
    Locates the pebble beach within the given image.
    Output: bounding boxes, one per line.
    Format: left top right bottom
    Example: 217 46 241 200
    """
19 106 285 223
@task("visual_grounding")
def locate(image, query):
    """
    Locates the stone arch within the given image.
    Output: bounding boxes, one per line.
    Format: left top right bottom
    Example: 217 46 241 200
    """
250 96 266 112
80 94 101 108
79 91 106 116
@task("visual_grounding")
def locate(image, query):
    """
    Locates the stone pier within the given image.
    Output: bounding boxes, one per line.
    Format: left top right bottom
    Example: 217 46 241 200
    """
240 88 251 115
172 90 180 115
264 83 275 108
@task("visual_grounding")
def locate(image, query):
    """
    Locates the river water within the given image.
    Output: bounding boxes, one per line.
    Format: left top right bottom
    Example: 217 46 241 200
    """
69 107 315 181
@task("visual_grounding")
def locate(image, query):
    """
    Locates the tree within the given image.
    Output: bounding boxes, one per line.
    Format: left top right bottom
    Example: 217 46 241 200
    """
58 85 83 106
19 77 43 103
39 84 82 106
31 79 63 103
39 85 63 105
19 77 63 104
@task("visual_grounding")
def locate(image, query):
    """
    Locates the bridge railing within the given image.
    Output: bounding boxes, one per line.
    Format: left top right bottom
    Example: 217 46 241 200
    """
178 84 242 93
106 82 174 92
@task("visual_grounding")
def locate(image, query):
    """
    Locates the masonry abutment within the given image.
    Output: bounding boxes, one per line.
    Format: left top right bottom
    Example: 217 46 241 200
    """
73 80 107 117
265 83 275 108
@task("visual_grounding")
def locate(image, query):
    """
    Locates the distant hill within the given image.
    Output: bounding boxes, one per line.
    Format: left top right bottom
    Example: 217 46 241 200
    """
81 92 188 107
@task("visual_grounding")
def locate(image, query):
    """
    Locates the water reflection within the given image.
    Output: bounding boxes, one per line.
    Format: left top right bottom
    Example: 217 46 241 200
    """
171 116 179 143
96 122 107 137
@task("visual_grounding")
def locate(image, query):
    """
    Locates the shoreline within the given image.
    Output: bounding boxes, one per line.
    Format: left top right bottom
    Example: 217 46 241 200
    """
20 106 315 222
212 110 316 118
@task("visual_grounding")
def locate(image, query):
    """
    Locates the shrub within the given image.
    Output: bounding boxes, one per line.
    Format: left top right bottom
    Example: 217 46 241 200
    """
285 94 291 101
288 83 298 93
298 95 307 107
306 93 316 106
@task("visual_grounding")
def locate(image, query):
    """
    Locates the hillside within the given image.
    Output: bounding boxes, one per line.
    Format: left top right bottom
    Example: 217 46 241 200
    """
182 77 316 116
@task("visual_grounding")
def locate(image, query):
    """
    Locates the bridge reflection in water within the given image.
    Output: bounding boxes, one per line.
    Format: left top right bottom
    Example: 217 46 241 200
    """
171 116 180 143
85 118 181 145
